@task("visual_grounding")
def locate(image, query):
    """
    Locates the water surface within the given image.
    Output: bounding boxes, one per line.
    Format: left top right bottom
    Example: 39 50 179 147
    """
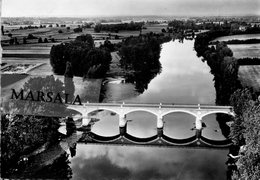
70 39 229 180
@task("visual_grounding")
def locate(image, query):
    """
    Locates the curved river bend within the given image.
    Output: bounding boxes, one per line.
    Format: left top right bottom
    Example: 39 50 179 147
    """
70 39 229 180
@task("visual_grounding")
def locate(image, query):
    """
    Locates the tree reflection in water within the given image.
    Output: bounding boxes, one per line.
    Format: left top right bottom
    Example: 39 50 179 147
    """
125 69 161 93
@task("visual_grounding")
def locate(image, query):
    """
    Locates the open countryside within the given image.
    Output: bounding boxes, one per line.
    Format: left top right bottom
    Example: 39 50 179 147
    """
1 1 260 180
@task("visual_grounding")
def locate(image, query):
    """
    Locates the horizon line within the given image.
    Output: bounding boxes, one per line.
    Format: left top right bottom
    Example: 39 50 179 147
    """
2 14 260 18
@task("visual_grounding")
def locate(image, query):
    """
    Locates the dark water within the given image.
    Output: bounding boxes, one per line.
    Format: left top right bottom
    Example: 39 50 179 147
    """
68 39 229 180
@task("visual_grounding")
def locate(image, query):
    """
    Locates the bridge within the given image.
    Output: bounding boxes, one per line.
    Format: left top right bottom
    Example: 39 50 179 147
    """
68 102 235 130
68 102 235 149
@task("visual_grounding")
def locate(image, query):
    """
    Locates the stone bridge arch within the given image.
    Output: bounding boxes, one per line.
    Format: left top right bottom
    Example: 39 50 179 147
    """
66 107 84 116
124 109 158 117
161 110 198 119
87 108 121 117
200 111 235 119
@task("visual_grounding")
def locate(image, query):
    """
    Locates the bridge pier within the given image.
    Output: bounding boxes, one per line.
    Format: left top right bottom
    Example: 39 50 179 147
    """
119 114 127 127
195 117 202 130
82 117 91 126
120 126 127 136
157 116 164 129
157 128 163 138
196 129 202 138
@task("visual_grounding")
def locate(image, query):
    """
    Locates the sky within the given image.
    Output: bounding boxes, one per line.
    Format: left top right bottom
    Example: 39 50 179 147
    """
1 0 260 17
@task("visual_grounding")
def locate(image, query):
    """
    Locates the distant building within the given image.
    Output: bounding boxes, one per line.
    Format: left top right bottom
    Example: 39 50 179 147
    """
250 22 260 27
239 26 247 31
33 20 41 25
213 21 224 25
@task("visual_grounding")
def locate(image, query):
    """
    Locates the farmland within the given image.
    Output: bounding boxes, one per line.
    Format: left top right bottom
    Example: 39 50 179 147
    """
238 65 260 91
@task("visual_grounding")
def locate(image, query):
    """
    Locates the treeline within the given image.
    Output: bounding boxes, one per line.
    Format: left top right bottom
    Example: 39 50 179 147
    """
50 34 112 78
238 57 260 65
210 38 260 45
118 33 172 92
195 30 260 180
169 19 260 34
229 89 260 180
195 30 241 105
7 33 56 45
168 20 198 31
19 25 46 29
194 29 230 57
94 22 144 33
231 26 260 35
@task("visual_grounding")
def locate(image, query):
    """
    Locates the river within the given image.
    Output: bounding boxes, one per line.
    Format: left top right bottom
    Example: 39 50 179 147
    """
68 39 229 180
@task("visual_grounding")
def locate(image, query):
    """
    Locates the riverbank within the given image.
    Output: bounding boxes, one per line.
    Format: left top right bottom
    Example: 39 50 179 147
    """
195 30 260 180
106 51 135 77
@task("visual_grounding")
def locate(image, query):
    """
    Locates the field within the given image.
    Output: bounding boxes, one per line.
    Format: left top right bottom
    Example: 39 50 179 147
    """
1 74 29 87
3 23 259 96
2 24 169 59
229 44 260 58
238 65 260 91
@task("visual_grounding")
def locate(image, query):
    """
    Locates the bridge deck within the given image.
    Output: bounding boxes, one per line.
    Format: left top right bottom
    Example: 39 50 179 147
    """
81 102 233 110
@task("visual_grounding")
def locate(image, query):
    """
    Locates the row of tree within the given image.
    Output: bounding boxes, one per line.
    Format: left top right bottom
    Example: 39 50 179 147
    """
50 34 112 78
194 30 260 180
210 38 260 45
9 36 55 45
94 22 144 33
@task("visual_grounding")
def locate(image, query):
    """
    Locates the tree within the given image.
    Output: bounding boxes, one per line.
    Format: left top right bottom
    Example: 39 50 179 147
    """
23 37 27 44
94 24 102 33
1 76 65 177
118 34 171 93
38 37 43 43
102 39 115 51
58 29 63 33
73 27 82 33
229 89 260 180
1 25 4 35
44 38 48 43
27 34 35 39
161 28 166 33
50 37 111 78
14 37 19 45
8 33 12 37
64 61 74 78
9 38 14 45
75 34 94 47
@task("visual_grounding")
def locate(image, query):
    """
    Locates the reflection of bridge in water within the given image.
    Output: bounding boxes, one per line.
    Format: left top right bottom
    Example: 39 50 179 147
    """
67 103 235 149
